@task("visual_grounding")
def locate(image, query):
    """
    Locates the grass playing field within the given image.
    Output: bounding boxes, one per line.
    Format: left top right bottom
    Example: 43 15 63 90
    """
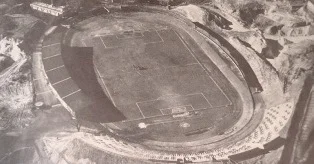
78 23 241 142
83 29 232 121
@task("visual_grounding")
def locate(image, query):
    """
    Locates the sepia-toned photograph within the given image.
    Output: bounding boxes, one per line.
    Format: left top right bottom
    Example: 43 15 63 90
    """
0 0 313 163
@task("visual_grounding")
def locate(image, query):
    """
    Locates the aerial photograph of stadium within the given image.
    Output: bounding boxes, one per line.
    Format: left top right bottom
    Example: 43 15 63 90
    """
0 0 314 163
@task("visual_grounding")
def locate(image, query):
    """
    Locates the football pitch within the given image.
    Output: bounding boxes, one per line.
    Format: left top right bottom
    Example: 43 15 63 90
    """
82 28 232 122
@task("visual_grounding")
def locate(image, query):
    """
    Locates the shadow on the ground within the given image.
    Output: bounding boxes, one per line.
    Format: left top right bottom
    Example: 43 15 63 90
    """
61 45 126 123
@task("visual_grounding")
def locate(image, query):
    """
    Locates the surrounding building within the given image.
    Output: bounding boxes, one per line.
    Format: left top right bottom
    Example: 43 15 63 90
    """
30 2 67 16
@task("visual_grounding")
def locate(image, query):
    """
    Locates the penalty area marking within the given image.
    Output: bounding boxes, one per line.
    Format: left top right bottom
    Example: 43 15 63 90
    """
141 114 206 127
135 93 211 118
155 30 164 43
201 92 213 107
141 30 164 45
159 105 193 115
136 102 146 119
99 36 107 48
122 104 231 123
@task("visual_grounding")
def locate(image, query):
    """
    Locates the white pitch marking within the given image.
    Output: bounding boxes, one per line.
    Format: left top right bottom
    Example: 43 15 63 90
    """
136 103 146 119
159 108 166 115
155 30 164 43
121 113 165 123
134 93 208 119
95 31 164 49
136 93 202 105
159 105 193 115
122 109 173 122
42 43 60 48
122 105 228 123
174 30 232 105
200 92 213 107
190 105 196 111
95 68 117 107
115 32 144 39
99 36 107 48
